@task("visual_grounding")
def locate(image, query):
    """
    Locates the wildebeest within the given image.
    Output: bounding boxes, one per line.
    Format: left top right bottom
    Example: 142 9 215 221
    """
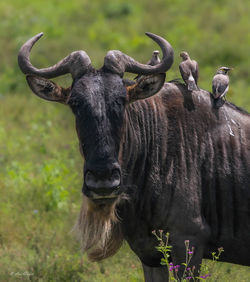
18 33 250 281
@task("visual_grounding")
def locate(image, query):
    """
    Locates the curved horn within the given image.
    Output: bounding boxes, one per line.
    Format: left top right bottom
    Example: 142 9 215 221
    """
18 33 92 79
104 32 174 76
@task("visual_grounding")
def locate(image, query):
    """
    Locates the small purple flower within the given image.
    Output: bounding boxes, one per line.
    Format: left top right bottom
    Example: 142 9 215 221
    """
188 251 193 255
186 277 192 280
169 267 174 272
200 274 211 279
169 262 173 266
187 267 191 271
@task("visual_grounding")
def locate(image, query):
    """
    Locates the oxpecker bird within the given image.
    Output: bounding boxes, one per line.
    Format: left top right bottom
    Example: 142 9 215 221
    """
148 50 161 66
179 51 199 91
135 50 161 80
212 66 232 107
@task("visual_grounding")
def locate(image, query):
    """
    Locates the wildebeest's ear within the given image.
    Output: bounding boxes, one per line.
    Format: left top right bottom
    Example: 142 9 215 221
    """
127 73 165 103
26 75 71 104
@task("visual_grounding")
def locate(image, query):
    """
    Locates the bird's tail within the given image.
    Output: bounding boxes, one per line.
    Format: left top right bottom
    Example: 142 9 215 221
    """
187 74 198 91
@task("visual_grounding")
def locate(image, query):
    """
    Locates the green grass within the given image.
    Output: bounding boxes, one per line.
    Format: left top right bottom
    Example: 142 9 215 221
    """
0 0 250 281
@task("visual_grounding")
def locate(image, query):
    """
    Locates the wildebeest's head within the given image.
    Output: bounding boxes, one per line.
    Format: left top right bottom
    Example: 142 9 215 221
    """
18 32 174 206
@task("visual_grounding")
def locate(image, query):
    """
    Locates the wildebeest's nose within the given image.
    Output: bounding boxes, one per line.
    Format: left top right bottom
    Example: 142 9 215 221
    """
84 169 121 196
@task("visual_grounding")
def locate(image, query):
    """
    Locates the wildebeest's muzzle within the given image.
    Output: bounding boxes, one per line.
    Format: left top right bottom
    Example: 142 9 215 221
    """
82 162 122 203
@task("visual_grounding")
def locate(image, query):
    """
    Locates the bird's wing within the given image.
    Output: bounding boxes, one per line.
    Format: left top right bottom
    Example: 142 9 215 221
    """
212 81 217 95
220 85 229 98
193 61 199 84
212 74 229 98
179 61 190 82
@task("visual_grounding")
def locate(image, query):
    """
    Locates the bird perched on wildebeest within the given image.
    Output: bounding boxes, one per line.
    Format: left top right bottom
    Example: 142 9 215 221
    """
179 51 199 91
212 66 233 108
148 50 161 66
135 50 161 80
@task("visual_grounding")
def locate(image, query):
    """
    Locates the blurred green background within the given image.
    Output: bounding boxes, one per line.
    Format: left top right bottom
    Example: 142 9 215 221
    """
0 0 250 281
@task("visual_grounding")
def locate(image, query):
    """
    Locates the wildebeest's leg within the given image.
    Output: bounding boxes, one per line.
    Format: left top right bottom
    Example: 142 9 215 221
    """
142 263 169 282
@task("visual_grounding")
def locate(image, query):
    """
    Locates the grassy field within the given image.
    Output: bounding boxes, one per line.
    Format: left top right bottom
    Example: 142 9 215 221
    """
0 0 250 281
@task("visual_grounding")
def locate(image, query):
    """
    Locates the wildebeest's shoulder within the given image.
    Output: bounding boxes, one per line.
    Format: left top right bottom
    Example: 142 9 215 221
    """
158 82 250 120
157 82 212 115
